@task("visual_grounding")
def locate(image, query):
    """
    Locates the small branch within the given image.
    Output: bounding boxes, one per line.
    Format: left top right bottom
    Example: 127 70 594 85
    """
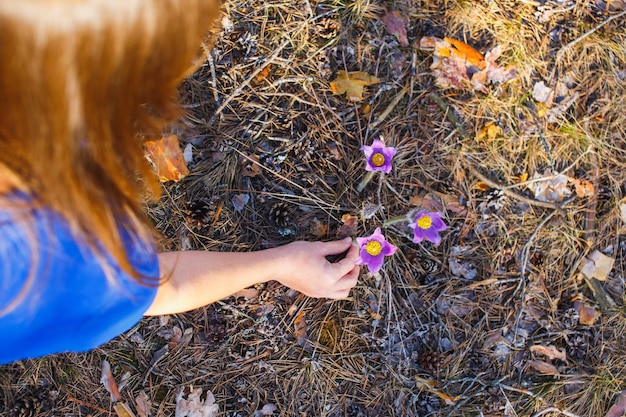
208 38 291 124
429 92 469 138
460 157 572 211
498 384 582 417
549 9 626 81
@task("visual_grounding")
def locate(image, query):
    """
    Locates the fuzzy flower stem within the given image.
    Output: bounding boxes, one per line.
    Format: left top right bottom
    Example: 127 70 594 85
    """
357 171 376 192
383 215 409 226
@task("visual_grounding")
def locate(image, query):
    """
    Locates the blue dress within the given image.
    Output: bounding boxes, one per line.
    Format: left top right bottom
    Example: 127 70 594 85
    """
0 200 159 364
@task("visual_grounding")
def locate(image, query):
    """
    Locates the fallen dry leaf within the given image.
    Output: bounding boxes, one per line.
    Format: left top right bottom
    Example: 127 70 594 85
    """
568 177 595 198
414 376 458 406
309 217 329 238
114 402 137 417
476 122 503 141
232 193 250 212
420 36 517 93
337 213 358 238
574 300 600 326
329 70 381 102
253 403 278 417
175 387 218 417
528 169 572 202
620 200 626 226
144 135 189 182
293 310 308 348
135 391 151 417
253 64 271 84
605 390 626 417
528 360 560 375
530 344 566 361
419 37 516 93
580 250 614 281
533 81 554 105
381 10 409 47
101 360 122 402
445 37 486 67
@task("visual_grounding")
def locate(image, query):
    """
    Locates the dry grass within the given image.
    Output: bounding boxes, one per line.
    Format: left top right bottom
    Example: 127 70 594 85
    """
3 1 626 416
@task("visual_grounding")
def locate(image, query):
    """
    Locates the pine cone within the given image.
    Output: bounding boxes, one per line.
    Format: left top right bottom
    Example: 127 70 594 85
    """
567 334 588 360
418 351 442 373
186 200 212 229
269 202 291 228
420 258 440 275
561 307 579 329
273 112 292 130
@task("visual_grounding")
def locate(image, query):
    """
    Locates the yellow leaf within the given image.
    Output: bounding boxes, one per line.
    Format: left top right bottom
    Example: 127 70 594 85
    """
144 135 189 182
476 122 502 141
114 403 137 417
330 70 380 102
414 376 458 405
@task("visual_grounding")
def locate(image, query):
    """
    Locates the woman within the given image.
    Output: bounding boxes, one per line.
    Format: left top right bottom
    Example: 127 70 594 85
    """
0 0 359 364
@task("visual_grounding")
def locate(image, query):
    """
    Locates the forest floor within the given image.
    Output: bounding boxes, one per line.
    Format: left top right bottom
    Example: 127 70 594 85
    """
2 1 626 416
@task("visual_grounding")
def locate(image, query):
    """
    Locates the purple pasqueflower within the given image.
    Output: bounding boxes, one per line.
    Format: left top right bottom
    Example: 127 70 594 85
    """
360 138 397 174
355 227 397 274
408 211 447 246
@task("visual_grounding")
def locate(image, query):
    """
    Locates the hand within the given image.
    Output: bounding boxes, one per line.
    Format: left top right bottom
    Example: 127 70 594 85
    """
272 238 360 299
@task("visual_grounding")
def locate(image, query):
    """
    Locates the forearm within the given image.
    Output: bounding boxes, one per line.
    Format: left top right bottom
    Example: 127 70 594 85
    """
144 238 360 316
145 249 283 316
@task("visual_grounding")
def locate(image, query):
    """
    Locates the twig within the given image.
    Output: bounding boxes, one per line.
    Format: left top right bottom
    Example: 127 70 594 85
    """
504 146 593 190
370 86 409 128
549 9 626 82
66 396 114 415
428 92 468 139
460 157 571 211
498 383 582 417
208 38 291 124
202 42 220 107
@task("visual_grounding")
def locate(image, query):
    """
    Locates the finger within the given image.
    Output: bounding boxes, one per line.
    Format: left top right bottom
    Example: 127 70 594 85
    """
319 237 353 256
327 288 354 300
335 266 360 289
334 243 360 275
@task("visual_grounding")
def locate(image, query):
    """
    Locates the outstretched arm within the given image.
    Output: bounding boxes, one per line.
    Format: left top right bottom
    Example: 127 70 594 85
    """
144 238 360 316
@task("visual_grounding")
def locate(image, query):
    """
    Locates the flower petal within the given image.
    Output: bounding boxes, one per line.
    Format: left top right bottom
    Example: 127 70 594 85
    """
381 241 398 256
366 255 384 274
421 227 442 245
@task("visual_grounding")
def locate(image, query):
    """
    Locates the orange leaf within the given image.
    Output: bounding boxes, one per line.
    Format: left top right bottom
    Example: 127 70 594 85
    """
444 37 485 68
293 311 308 348
568 177 595 198
575 300 600 326
330 70 380 102
253 65 271 84
144 135 189 182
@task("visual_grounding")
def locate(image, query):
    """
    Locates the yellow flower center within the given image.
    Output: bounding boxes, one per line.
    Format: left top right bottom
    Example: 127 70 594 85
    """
417 215 432 229
371 153 385 167
365 240 383 256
